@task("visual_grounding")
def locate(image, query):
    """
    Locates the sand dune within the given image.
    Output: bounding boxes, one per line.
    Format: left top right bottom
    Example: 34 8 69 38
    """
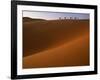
23 19 89 57
23 17 46 22
23 19 89 68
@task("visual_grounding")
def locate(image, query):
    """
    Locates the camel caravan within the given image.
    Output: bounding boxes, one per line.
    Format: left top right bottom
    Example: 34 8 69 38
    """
59 17 79 20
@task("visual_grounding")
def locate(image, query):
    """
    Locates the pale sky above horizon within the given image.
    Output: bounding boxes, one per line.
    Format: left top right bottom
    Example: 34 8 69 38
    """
23 11 89 20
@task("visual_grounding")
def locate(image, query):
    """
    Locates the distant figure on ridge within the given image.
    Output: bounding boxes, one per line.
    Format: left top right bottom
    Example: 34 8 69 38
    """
70 17 72 20
59 17 61 20
64 17 66 20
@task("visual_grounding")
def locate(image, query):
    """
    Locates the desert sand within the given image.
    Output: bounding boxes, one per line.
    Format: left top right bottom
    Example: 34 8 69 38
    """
23 18 89 68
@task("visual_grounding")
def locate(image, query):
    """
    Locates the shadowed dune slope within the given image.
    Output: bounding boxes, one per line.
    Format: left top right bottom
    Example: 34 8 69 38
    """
23 20 89 57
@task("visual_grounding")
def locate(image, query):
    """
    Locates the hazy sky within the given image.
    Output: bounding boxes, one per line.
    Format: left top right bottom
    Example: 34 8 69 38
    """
23 11 89 20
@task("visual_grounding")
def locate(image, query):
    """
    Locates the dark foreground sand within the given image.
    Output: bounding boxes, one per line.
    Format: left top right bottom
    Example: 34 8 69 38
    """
23 19 89 68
